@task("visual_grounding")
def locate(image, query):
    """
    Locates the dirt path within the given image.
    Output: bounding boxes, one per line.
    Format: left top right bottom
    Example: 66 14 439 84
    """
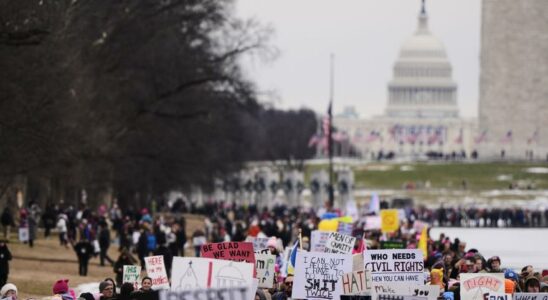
7 214 204 299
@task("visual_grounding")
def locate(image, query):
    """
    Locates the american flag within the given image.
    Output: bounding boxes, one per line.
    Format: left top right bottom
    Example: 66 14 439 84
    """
352 130 364 143
474 130 488 144
308 134 322 147
500 130 513 144
332 131 348 142
453 128 463 144
365 130 382 143
527 129 539 145
406 130 420 144
427 129 443 145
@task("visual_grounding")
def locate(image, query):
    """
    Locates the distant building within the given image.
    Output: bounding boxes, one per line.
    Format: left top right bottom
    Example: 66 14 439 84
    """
478 0 548 160
332 2 477 160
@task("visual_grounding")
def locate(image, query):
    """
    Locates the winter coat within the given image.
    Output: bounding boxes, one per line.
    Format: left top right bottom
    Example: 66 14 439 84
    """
99 228 111 249
1 209 13 226
0 245 12 275
74 240 95 261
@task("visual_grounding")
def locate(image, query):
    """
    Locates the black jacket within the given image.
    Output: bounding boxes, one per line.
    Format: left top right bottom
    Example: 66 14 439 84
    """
99 228 111 249
0 245 12 274
74 240 95 260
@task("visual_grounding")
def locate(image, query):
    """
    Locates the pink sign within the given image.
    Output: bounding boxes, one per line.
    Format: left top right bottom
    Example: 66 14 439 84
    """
200 242 256 276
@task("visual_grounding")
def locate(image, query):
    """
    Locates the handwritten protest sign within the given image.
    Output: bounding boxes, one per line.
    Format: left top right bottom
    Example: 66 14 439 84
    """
246 237 270 252
363 249 424 284
201 242 255 263
292 251 353 300
340 296 372 300
338 222 354 236
340 270 373 295
459 273 505 300
371 283 440 300
200 242 256 276
380 210 400 233
513 293 548 300
353 254 364 272
311 230 331 253
324 232 356 254
160 286 250 300
255 254 275 288
123 265 141 289
364 216 381 230
18 227 29 242
486 293 511 300
145 255 170 290
171 257 254 291
377 295 427 300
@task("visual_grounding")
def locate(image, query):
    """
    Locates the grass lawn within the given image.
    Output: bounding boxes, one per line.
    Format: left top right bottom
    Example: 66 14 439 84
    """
306 162 548 190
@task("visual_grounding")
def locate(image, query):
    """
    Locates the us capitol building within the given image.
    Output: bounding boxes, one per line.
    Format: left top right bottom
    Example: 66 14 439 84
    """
333 3 478 159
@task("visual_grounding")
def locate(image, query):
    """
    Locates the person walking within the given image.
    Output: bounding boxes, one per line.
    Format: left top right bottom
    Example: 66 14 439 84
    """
1 208 14 240
72 238 94 276
0 240 12 287
99 223 114 266
57 214 69 248
113 249 137 287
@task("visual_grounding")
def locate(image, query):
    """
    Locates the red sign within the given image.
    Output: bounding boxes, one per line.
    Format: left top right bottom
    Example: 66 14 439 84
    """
200 242 256 276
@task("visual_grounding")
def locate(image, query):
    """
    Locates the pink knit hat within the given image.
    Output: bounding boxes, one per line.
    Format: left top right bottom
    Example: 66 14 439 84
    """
53 279 69 294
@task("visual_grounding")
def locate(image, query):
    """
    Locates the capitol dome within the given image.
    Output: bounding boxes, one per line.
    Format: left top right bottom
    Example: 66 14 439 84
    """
385 0 459 119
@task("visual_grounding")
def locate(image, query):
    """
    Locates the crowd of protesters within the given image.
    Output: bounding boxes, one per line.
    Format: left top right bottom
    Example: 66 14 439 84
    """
0 198 547 300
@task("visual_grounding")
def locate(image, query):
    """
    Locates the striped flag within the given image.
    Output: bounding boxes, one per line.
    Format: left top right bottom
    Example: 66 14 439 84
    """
287 239 299 275
474 130 488 144
365 131 381 143
453 128 463 144
527 129 539 145
308 134 322 147
500 130 513 144
427 129 443 145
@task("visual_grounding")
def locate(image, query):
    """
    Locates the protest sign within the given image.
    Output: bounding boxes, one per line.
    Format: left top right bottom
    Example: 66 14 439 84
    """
459 273 505 300
311 230 331 253
513 293 548 300
255 254 275 288
18 227 29 242
353 253 364 272
292 251 353 300
171 257 254 291
380 241 407 249
377 295 427 300
201 242 255 263
338 221 354 236
486 293 511 300
245 237 270 252
145 255 170 290
160 286 250 300
371 283 440 300
200 242 256 276
341 296 372 300
364 216 382 230
340 270 373 295
324 232 356 254
380 210 399 233
123 265 141 289
363 249 424 284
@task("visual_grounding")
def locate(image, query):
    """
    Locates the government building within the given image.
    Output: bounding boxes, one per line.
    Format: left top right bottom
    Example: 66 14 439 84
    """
333 2 477 160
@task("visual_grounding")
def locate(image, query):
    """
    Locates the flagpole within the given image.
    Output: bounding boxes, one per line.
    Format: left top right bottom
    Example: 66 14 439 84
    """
328 53 335 209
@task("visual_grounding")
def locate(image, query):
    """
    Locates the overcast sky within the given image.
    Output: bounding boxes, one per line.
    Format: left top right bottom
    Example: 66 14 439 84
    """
236 0 481 118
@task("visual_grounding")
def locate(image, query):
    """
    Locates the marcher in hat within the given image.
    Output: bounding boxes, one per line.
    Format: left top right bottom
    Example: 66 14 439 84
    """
487 256 502 273
524 276 541 293
0 283 17 300
98 281 115 300
53 279 74 300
